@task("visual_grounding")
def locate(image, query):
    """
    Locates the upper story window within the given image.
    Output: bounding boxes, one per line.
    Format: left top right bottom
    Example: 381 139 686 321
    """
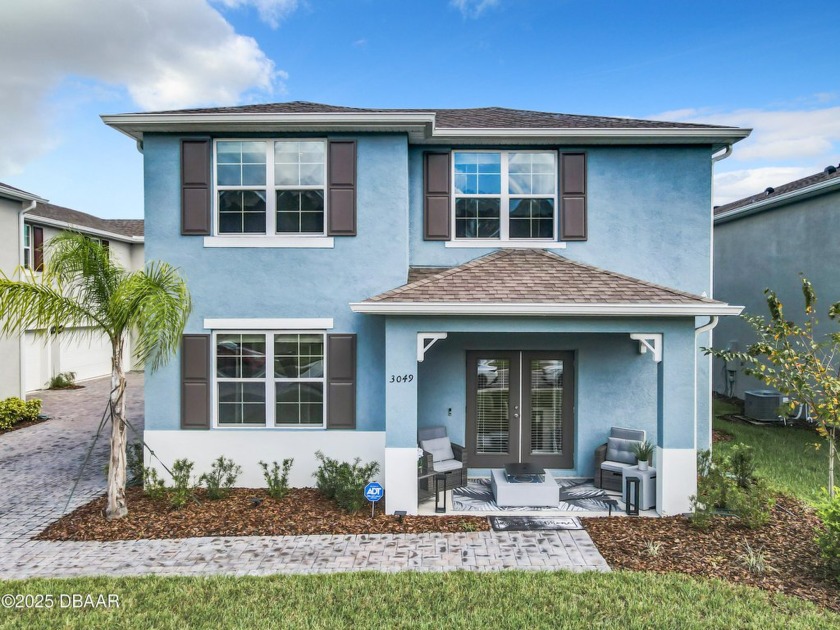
215 140 327 236
23 224 31 268
453 151 557 241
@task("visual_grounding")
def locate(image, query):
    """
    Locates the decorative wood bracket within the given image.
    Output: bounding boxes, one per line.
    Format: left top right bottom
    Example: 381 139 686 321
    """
417 333 448 362
630 333 662 363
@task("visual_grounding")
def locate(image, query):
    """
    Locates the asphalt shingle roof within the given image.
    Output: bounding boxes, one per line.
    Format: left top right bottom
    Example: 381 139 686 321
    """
365 249 719 305
145 101 732 131
714 164 840 215
26 202 144 238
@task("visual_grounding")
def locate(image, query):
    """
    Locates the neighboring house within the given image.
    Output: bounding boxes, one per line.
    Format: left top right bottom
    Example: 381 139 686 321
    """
103 102 749 515
0 183 144 395
713 163 840 399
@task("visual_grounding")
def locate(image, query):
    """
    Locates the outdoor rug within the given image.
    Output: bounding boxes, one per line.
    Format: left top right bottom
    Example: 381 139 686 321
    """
452 478 619 513
488 516 583 531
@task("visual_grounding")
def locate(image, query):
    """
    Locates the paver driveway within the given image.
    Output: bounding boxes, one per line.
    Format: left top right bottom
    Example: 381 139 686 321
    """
0 374 609 578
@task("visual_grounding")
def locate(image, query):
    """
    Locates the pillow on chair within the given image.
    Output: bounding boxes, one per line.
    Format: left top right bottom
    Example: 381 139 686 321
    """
421 437 455 463
606 437 638 465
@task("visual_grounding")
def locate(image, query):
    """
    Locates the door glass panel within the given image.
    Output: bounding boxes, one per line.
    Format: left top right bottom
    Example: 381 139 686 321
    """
475 359 510 454
529 359 563 454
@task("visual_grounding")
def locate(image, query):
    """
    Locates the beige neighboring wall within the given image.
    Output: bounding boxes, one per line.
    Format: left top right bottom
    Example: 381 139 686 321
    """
0 196 24 398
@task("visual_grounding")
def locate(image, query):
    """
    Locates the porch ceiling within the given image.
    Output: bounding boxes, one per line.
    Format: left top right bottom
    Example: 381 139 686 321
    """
351 250 742 317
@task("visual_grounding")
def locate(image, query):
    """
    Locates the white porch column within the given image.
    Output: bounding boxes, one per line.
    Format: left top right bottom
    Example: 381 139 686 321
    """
384 319 419 515
655 326 698 515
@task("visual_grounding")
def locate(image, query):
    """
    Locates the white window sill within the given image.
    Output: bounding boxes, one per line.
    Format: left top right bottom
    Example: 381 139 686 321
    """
203 236 335 249
444 240 567 249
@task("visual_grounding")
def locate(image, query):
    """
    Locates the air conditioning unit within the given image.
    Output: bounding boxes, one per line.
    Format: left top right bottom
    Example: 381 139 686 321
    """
744 390 783 421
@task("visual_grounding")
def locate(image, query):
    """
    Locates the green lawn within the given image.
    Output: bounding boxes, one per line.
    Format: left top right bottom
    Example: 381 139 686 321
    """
0 571 837 629
713 399 830 504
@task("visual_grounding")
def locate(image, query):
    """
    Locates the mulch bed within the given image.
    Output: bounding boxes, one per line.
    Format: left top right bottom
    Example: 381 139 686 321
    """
0 417 49 435
583 496 839 612
37 487 490 541
712 428 733 443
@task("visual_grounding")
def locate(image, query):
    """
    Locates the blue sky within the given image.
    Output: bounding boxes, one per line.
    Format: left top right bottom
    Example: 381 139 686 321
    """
1 0 838 218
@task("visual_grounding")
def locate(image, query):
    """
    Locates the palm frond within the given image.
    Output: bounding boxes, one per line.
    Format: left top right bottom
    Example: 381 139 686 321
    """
113 261 191 372
0 271 108 337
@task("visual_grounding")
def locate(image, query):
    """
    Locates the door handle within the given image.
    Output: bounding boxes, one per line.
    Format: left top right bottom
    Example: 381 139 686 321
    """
513 413 519 419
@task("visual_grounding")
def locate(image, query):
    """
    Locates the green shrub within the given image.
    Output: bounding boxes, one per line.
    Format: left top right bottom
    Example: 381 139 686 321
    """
690 448 773 530
168 458 195 509
815 489 840 580
127 442 144 486
49 371 77 389
0 397 42 430
143 467 167 501
260 459 293 500
199 456 242 500
314 450 380 513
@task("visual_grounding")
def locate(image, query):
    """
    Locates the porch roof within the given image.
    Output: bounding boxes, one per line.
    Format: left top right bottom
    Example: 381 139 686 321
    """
350 250 742 317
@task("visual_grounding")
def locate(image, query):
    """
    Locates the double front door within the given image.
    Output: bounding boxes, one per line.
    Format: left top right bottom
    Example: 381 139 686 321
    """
466 351 575 469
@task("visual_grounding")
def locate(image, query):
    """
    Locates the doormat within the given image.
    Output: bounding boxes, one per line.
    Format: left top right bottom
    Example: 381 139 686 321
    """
489 516 583 531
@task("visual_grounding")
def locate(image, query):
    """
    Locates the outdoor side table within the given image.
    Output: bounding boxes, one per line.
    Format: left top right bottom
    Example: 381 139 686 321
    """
622 465 656 513
434 473 447 513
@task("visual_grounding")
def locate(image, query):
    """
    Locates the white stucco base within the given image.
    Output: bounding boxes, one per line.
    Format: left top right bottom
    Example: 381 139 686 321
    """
384 447 419 515
655 446 697 516
143 430 386 488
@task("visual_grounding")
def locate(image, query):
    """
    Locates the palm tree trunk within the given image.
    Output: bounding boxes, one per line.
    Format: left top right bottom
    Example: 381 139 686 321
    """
105 338 128 520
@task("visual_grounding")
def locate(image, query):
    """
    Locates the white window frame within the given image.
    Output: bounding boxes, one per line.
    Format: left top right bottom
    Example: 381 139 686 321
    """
22 224 31 269
450 149 559 244
211 330 327 429
212 139 329 239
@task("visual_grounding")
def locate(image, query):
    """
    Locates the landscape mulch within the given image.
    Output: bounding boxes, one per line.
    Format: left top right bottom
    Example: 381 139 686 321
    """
583 496 839 612
37 487 490 541
0 417 49 435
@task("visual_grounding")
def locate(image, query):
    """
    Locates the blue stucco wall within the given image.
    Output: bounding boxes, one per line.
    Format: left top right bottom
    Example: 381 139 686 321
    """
143 131 716 457
143 133 409 431
714 189 840 399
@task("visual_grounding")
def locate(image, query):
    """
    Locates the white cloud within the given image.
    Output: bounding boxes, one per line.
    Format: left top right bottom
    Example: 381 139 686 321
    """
0 0 285 176
450 0 499 19
654 101 840 205
214 0 301 29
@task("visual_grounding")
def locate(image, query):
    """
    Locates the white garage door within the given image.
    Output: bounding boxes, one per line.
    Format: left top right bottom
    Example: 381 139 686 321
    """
24 331 50 392
58 329 112 382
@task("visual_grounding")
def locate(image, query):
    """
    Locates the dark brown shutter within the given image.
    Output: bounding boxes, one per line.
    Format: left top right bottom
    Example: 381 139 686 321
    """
326 333 356 429
560 153 587 241
181 334 211 429
181 139 211 235
327 140 356 236
101 239 110 255
33 226 44 271
424 152 451 240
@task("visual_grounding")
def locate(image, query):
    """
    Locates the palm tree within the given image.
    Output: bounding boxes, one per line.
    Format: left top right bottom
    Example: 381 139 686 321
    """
0 232 191 519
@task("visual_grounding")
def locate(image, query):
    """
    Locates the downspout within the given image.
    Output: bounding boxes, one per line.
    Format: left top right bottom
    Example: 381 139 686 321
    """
17 200 37 399
695 315 719 336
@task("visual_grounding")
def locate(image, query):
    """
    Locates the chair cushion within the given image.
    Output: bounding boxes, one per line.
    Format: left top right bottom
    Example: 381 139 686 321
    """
606 437 638 465
601 460 635 473
432 459 463 473
421 437 455 463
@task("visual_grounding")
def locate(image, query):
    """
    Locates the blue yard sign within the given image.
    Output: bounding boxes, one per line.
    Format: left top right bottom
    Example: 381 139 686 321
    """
364 482 384 502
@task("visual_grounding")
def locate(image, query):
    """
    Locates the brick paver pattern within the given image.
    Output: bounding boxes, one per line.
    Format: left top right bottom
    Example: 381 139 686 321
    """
0 374 609 578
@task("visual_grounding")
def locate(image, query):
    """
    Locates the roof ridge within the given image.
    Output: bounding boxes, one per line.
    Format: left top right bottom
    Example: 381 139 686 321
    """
371 250 510 301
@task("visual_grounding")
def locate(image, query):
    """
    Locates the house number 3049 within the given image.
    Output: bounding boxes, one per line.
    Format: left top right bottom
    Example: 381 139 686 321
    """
389 374 414 383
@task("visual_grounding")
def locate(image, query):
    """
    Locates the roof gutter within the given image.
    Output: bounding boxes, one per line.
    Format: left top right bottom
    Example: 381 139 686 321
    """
349 302 744 317
0 184 46 204
714 176 840 224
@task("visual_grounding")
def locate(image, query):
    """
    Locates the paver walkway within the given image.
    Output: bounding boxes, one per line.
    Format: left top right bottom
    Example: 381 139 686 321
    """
0 375 609 579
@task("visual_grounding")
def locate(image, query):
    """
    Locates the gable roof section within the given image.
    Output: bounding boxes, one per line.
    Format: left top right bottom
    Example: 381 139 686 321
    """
351 250 740 317
714 164 840 224
103 101 751 147
26 202 144 241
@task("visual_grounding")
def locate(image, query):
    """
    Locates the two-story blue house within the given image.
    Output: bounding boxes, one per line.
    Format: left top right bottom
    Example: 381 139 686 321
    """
104 102 749 515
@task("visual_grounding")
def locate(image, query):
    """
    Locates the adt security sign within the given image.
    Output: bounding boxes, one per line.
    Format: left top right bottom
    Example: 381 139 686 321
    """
364 481 383 517
364 482 383 502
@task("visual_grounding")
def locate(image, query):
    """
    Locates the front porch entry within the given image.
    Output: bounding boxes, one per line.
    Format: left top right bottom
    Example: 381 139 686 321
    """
466 351 574 470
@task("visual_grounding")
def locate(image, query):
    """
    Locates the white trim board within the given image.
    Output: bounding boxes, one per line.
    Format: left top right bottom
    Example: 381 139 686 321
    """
350 302 744 317
204 318 334 330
